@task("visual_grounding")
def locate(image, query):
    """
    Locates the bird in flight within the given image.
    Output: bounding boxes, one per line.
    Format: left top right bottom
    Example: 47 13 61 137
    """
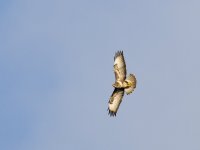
108 51 137 116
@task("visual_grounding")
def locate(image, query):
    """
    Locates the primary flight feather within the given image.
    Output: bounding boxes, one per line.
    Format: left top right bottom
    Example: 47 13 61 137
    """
108 51 137 116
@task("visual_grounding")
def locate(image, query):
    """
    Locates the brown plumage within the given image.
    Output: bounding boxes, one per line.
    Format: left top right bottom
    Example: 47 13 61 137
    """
108 51 137 116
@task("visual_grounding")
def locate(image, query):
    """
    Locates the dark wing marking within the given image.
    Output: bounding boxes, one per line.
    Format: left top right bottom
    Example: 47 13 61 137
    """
108 88 125 116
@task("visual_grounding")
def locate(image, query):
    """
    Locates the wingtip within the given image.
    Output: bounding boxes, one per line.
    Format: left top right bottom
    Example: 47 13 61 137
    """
108 109 117 117
114 50 124 60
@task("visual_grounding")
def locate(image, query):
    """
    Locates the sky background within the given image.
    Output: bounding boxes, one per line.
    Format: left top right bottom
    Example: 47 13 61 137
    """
1 0 200 150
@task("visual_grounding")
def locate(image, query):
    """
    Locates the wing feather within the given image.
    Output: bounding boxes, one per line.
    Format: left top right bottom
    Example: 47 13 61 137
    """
113 51 126 82
108 88 124 116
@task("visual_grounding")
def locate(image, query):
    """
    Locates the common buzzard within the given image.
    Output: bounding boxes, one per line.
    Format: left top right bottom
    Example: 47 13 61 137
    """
108 51 137 116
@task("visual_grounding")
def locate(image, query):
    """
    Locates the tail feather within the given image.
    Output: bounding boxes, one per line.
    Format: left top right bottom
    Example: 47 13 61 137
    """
125 74 136 95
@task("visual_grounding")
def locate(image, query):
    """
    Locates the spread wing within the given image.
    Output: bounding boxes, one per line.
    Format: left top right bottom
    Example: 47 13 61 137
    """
108 88 125 116
114 51 126 82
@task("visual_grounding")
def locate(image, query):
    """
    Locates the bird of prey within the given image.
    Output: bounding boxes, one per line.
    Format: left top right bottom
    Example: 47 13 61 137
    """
108 51 137 116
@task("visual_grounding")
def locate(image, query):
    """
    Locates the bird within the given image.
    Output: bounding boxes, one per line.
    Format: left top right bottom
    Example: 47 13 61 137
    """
108 51 137 116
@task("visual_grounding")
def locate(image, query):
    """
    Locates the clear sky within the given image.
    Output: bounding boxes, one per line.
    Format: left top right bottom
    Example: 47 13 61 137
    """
1 0 200 150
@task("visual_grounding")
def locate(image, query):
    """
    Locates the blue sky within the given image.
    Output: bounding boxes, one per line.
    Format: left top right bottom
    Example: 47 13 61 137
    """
1 0 200 150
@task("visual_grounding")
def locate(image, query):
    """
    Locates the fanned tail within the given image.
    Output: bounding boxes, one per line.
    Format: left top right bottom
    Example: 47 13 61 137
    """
125 74 137 95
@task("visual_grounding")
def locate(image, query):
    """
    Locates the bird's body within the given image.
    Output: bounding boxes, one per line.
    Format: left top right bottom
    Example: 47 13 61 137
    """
108 51 137 116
